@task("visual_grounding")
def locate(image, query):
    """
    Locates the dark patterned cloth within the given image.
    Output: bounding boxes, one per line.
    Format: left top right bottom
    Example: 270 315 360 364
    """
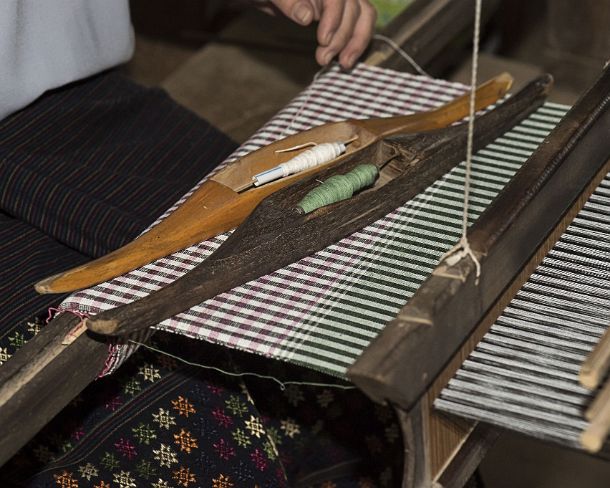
1 331 402 487
0 71 404 486
0 70 236 336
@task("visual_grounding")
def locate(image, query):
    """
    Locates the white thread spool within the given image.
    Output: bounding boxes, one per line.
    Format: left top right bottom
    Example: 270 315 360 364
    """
252 142 346 186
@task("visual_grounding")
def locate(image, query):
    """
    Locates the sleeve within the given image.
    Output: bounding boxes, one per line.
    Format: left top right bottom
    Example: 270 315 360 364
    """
0 0 134 121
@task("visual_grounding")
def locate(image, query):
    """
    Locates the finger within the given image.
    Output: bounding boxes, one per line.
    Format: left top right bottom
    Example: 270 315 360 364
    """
269 0 315 25
338 0 377 68
316 0 361 66
316 0 346 46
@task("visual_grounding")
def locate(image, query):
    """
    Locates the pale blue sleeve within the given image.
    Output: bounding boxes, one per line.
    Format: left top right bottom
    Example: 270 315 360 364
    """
0 0 134 121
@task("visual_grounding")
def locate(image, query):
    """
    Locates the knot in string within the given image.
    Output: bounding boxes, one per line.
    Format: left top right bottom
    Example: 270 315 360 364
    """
441 0 483 283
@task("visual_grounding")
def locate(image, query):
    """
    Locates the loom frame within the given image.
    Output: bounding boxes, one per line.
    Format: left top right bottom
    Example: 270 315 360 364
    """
0 2 511 485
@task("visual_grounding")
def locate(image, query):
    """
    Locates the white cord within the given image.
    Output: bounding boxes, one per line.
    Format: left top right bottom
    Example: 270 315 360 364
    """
372 34 431 78
440 0 483 280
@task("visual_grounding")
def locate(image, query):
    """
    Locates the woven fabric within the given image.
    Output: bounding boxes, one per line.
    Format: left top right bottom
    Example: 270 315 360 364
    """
0 70 236 350
436 173 610 451
1 331 403 487
0 71 236 258
58 65 568 377
0 213 88 339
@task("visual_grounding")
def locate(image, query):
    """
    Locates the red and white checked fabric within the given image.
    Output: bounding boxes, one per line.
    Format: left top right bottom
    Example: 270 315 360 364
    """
58 64 505 376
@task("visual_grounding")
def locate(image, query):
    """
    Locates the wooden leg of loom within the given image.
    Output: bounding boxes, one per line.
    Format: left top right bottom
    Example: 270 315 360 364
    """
396 400 498 488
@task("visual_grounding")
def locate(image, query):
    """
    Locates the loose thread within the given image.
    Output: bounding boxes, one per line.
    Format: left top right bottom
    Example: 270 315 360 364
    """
372 34 431 78
130 340 356 391
276 136 358 154
47 307 90 346
280 64 331 138
441 0 483 283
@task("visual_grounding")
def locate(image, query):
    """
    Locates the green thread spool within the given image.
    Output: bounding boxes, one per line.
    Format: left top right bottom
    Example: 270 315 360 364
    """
296 164 379 214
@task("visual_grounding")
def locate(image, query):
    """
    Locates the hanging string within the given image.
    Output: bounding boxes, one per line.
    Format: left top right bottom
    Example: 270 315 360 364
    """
131 340 356 391
372 34 431 78
440 0 482 280
280 64 332 138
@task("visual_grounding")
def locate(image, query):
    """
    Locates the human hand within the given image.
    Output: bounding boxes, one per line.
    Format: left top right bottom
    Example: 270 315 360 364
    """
265 0 377 69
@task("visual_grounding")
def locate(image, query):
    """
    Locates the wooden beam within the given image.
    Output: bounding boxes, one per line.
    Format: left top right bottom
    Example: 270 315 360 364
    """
366 0 501 74
348 64 610 411
0 313 108 466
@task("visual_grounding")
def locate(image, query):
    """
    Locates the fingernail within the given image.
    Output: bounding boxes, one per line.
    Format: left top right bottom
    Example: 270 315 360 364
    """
293 3 313 24
344 53 357 68
322 30 334 45
323 51 336 65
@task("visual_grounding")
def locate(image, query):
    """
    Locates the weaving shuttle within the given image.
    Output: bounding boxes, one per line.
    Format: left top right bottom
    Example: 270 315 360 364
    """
81 75 552 337
35 73 513 294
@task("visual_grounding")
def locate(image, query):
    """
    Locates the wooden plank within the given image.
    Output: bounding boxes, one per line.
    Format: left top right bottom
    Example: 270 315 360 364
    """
395 402 431 488
0 313 108 466
348 64 610 411
435 423 499 488
367 0 501 73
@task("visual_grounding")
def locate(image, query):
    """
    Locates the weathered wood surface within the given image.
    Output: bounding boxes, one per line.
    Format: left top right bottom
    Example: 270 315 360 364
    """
348 64 610 412
83 76 551 337
366 0 501 74
580 323 610 389
35 75 512 295
395 400 497 488
434 423 499 488
0 313 109 467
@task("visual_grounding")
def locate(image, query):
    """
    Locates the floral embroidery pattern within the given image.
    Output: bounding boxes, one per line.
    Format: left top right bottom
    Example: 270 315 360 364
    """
213 439 236 461
245 415 265 438
171 396 196 417
212 473 234 488
113 470 136 488
152 408 176 430
53 470 78 488
2 330 400 488
77 462 98 480
153 444 178 468
172 466 196 487
174 428 198 453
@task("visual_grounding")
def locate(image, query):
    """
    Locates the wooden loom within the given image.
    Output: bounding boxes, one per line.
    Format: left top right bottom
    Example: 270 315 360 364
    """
0 71 514 468
11 64 610 488
3 3 610 487
0 3 508 473
62 65 610 486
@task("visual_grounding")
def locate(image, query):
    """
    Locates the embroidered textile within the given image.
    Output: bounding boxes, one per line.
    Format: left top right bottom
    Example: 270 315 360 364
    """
1 327 402 487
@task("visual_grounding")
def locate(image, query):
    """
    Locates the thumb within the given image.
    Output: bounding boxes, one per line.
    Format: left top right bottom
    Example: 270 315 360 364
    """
270 0 315 25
